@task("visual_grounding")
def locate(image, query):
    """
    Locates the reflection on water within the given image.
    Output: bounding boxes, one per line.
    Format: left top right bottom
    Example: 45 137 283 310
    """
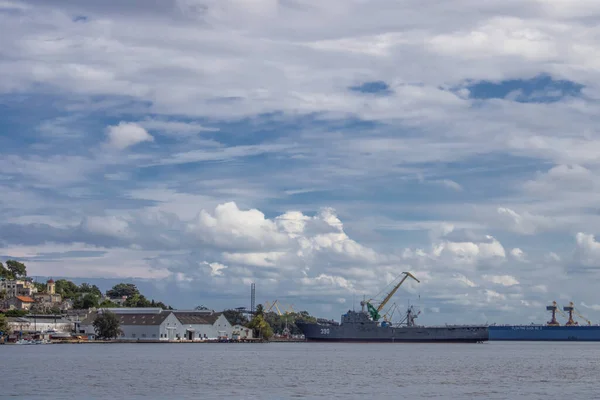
1 342 598 399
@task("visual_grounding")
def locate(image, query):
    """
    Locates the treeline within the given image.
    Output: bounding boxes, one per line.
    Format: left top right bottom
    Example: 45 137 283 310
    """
224 305 318 339
0 259 171 312
52 281 172 310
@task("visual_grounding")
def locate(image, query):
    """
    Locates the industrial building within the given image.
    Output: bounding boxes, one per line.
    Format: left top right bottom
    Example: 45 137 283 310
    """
78 308 237 341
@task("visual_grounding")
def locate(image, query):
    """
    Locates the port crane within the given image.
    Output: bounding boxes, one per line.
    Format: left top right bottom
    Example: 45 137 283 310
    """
547 301 569 326
361 272 420 321
563 302 592 326
264 300 295 337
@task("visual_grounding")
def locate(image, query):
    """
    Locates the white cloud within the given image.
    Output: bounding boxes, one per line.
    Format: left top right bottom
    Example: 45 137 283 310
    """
5 0 600 323
510 248 526 261
483 275 520 287
106 122 154 150
575 232 600 267
205 261 228 277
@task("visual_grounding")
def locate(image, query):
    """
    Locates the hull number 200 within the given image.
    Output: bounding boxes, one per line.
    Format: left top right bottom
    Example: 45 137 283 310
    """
320 328 330 335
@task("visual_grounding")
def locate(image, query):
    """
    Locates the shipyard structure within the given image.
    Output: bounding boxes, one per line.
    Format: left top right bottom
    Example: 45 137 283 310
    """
489 301 600 341
297 272 489 343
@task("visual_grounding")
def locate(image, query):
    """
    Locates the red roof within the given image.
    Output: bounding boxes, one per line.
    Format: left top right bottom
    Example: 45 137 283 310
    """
16 296 35 303
47 279 54 283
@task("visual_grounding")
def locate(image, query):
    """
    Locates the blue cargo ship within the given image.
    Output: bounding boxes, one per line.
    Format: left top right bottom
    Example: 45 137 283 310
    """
489 325 600 341
489 301 600 341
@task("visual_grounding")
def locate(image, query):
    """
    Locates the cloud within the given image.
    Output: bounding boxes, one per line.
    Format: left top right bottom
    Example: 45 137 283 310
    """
4 0 600 323
574 232 600 268
483 275 520 287
106 122 154 150
510 248 526 261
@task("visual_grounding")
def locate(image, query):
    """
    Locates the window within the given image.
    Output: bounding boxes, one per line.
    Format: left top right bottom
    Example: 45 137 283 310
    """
142 334 146 338
152 334 156 338
132 334 136 338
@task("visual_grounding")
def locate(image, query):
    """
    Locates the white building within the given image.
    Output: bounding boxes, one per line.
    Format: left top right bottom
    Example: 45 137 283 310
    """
232 324 253 340
7 315 73 333
79 309 182 341
78 308 238 341
172 311 233 340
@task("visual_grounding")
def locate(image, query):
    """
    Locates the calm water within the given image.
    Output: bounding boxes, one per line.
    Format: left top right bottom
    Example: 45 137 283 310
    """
1 342 598 399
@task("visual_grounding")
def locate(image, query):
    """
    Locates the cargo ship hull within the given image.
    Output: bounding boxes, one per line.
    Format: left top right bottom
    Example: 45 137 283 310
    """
297 322 488 343
489 325 600 341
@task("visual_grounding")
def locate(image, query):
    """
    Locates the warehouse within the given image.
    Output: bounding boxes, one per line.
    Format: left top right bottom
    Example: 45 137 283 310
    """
172 310 233 340
79 309 182 341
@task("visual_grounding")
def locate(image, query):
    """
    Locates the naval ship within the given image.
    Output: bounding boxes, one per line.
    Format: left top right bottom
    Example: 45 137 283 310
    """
297 272 488 343
489 301 600 341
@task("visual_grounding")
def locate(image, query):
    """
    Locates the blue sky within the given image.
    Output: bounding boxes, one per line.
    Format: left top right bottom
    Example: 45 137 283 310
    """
2 0 600 325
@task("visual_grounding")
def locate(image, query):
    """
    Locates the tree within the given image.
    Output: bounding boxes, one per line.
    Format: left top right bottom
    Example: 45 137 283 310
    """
98 299 119 308
124 293 151 308
106 283 139 298
223 309 249 326
33 282 46 293
0 260 27 280
93 311 121 339
0 262 8 279
5 260 27 279
247 304 273 340
55 279 79 299
79 283 102 297
0 289 6 301
0 314 9 336
4 309 27 317
74 293 99 310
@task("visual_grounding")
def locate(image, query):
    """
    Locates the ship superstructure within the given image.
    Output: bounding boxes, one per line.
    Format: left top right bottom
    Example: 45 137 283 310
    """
296 272 488 343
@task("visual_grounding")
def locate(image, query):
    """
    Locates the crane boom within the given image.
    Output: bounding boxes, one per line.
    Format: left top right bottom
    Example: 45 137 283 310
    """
377 272 420 312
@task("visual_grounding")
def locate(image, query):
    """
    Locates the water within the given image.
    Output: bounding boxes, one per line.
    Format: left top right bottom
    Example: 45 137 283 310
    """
1 342 598 399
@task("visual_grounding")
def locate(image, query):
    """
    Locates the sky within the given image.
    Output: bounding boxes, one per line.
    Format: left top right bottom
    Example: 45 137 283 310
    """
2 0 600 325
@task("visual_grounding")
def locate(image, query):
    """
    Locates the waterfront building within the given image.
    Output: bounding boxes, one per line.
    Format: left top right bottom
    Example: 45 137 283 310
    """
7 315 73 333
172 310 233 340
79 309 182 341
78 308 237 341
232 324 253 340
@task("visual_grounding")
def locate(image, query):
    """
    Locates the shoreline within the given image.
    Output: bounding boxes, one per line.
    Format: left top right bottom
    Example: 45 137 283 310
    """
2 338 309 345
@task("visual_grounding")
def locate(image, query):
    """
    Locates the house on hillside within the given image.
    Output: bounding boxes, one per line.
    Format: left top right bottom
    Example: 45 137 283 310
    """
2 295 35 311
0 278 37 298
172 311 233 340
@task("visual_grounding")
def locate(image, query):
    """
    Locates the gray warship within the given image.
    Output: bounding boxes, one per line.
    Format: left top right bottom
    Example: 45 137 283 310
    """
296 272 488 343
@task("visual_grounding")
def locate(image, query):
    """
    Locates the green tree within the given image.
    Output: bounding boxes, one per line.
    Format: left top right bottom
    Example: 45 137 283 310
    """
247 304 273 340
55 279 79 299
124 293 151 308
0 289 6 301
79 283 102 297
223 309 249 326
0 313 9 335
5 260 27 279
74 293 99 310
33 282 46 293
4 309 27 317
93 311 121 339
106 283 139 298
0 262 8 279
98 299 119 308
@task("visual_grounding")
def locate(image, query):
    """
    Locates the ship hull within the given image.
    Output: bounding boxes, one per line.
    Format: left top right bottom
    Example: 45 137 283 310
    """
297 322 488 343
489 325 600 341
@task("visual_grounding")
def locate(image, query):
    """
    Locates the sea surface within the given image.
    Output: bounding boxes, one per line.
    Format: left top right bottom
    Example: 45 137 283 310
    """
1 341 598 399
